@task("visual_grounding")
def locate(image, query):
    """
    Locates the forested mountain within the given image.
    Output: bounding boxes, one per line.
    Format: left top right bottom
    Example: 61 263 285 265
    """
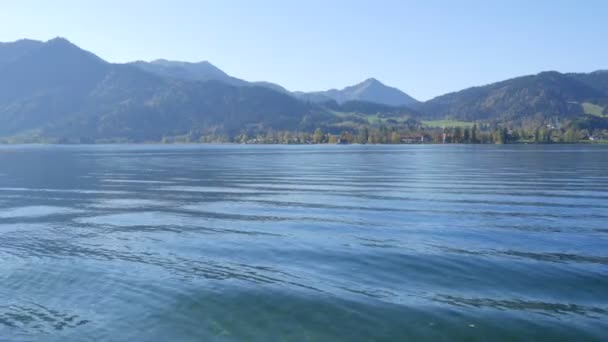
0 38 319 141
419 71 608 124
130 59 291 94
0 38 112 136
569 70 608 97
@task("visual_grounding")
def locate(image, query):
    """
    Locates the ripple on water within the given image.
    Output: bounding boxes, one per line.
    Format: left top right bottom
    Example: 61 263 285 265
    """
74 211 197 227
157 185 262 193
0 206 83 219
87 198 172 209
0 303 89 333
101 179 176 185
433 295 608 319
180 201 383 226
0 187 129 195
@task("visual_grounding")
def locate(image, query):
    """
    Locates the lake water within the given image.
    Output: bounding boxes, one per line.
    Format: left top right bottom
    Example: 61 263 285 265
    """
0 144 607 341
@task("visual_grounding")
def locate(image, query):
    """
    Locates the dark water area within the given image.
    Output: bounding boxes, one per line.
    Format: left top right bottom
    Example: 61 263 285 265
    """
0 144 607 341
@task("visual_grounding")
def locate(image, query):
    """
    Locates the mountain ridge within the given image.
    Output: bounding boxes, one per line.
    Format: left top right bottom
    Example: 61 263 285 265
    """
305 78 419 107
0 38 321 140
0 37 607 143
129 58 417 107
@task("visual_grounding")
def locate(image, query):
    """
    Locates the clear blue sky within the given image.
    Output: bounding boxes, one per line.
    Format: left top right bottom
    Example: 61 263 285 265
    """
1 0 607 100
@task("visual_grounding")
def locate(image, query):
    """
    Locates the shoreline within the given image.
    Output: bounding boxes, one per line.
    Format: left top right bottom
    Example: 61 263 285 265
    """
1 141 607 146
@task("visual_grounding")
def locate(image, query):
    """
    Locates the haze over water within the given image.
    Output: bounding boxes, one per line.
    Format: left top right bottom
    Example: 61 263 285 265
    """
0 145 607 341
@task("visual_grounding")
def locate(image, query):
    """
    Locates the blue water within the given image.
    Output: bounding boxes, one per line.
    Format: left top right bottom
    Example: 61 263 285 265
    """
0 144 607 341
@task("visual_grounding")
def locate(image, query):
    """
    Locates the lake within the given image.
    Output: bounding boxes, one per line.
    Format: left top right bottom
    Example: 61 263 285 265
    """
0 144 607 341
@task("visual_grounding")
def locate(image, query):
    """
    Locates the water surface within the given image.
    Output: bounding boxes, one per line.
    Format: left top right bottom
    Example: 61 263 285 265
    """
0 144 607 341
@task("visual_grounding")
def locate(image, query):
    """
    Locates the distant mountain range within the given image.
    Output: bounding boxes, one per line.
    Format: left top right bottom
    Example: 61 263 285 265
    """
129 60 418 106
0 37 606 142
0 38 319 141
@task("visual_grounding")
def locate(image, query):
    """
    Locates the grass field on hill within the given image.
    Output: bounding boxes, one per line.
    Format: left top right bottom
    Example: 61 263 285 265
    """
422 120 475 128
583 102 606 117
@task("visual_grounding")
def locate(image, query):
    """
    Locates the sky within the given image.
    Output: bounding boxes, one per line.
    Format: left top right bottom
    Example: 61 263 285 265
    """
1 0 607 100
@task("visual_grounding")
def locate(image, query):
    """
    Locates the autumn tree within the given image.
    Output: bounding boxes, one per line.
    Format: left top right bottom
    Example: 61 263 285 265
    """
313 128 324 144
391 131 401 144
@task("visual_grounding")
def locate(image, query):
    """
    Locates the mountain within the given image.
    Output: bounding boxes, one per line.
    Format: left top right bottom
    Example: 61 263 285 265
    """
419 71 608 123
0 37 113 134
298 78 419 107
250 81 290 94
130 59 292 94
131 60 417 107
0 39 43 67
0 38 318 141
568 70 608 96
129 59 246 86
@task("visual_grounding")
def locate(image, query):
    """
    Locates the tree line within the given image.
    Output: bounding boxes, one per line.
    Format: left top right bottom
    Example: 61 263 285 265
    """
158 124 606 144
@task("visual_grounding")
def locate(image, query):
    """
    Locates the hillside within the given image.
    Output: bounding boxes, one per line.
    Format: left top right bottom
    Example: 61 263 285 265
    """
569 70 608 98
130 60 291 94
419 71 608 124
129 59 247 87
0 39 44 67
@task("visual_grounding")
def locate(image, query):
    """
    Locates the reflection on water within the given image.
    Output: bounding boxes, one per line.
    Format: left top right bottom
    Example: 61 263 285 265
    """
0 144 607 341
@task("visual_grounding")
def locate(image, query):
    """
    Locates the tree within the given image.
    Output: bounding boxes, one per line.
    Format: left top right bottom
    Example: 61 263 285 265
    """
281 132 292 144
543 129 552 143
471 124 478 143
358 127 369 144
564 128 578 143
391 131 401 144
453 127 463 143
379 125 389 144
341 131 353 143
493 128 507 144
313 128 324 144
534 127 541 143
463 127 470 143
